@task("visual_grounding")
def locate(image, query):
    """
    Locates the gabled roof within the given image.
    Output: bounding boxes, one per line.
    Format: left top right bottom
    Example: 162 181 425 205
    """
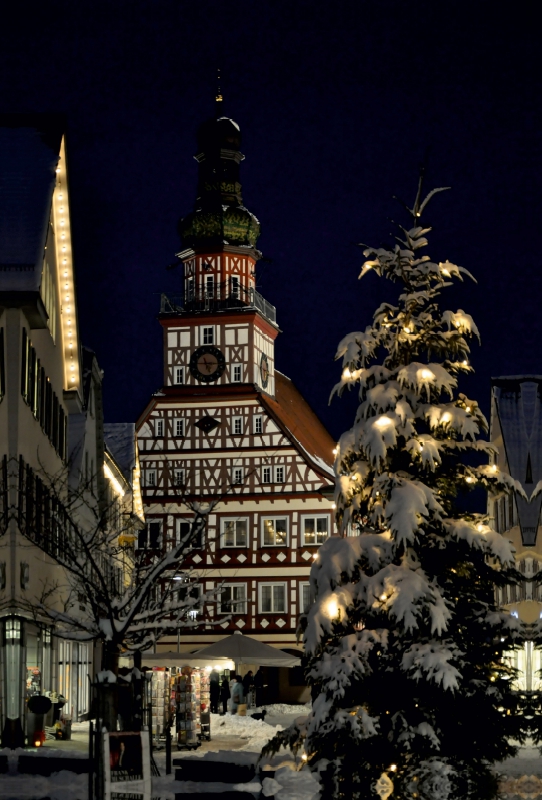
261 371 335 481
492 376 542 545
104 423 137 482
0 114 64 291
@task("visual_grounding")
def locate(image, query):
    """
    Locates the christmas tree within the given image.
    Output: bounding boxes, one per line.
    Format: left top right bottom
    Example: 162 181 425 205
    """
266 180 527 800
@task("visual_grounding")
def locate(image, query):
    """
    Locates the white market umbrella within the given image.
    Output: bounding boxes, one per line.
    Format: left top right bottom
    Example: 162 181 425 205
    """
192 632 301 668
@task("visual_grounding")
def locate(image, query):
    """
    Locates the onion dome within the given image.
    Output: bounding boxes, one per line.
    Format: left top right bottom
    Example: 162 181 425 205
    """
178 114 261 249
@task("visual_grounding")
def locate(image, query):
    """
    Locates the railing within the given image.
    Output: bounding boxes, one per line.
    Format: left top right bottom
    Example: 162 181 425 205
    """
160 283 277 324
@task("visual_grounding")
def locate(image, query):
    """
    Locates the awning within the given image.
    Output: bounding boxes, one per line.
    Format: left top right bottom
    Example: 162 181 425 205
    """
140 651 233 669
192 633 302 667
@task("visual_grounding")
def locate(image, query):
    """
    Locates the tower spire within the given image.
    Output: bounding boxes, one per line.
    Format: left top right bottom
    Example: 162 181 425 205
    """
215 68 223 118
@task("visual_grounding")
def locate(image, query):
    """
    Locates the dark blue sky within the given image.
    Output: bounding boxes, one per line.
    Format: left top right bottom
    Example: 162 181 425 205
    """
1 1 541 440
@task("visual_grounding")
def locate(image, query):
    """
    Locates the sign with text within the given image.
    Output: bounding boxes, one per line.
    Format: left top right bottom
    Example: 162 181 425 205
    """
103 731 151 794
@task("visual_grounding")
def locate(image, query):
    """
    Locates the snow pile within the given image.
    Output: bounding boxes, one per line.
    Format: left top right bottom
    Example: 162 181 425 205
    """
255 703 310 715
0 770 87 799
263 766 320 799
211 712 283 751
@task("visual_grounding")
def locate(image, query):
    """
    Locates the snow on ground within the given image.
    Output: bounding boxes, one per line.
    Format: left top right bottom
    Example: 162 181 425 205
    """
0 770 87 800
210 712 283 751
254 702 310 715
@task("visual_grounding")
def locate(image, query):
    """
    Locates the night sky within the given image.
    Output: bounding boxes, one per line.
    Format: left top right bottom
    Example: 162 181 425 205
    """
1 2 541 444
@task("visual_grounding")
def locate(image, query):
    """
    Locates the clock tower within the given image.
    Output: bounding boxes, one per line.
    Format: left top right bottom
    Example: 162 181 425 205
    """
160 109 277 395
137 105 336 675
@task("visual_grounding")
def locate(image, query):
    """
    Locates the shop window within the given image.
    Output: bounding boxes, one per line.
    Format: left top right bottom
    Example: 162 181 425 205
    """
302 515 329 545
220 584 247 614
221 518 248 547
260 583 286 613
262 517 288 547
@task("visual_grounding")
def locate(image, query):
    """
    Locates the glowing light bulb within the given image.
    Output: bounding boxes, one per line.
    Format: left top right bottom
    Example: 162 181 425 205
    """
466 477 474 484
390 764 397 772
343 368 352 380
326 598 339 618
420 369 433 380
441 268 451 277
332 448 338 455
477 523 484 532
466 406 471 413
331 503 336 509
380 593 387 601
492 464 497 472
441 412 451 423
375 416 392 428
404 326 411 333
302 754 308 761
462 360 468 366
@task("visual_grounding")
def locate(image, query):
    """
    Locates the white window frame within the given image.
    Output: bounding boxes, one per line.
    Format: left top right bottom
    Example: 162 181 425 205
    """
219 583 247 614
175 418 184 437
202 326 214 345
146 518 162 549
177 517 203 548
233 416 243 435
146 469 156 487
274 465 285 483
231 467 244 486
261 516 288 547
230 275 240 299
173 468 185 487
175 367 184 385
220 517 249 548
205 275 214 299
254 415 263 434
261 466 272 484
259 582 287 614
233 364 242 383
299 581 311 613
301 514 330 546
186 277 194 301
156 419 164 437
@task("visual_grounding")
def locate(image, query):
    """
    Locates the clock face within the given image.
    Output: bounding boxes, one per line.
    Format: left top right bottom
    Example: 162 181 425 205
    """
189 346 226 383
260 353 270 388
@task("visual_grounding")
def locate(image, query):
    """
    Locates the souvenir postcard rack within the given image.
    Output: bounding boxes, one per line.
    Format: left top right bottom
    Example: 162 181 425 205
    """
172 667 201 750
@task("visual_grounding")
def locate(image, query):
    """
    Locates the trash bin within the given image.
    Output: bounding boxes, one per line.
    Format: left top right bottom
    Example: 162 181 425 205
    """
27 696 52 748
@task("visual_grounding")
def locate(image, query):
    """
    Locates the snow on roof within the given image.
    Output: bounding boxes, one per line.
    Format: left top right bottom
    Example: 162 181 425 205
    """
0 115 64 289
103 423 136 481
492 377 542 544
261 372 335 481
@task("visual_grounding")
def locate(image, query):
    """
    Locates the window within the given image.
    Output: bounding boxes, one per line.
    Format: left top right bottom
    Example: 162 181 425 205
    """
177 518 203 548
300 582 311 613
233 364 242 383
262 466 272 484
220 584 247 614
232 467 244 485
174 468 185 487
231 276 240 299
205 275 214 299
260 583 286 613
254 415 263 434
274 466 284 483
262 517 288 546
176 419 184 437
202 326 214 345
138 520 162 549
146 469 156 487
302 515 329 546
233 416 243 435
187 277 194 301
156 419 164 437
175 367 184 385
221 518 248 547
176 581 202 617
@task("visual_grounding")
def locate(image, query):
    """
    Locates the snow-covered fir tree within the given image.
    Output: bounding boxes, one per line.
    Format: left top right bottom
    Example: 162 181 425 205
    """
265 183 528 800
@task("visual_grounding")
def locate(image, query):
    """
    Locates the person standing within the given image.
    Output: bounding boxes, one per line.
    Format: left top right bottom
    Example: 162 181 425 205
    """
254 668 265 708
220 675 230 715
210 670 220 714
230 674 244 714
242 671 254 708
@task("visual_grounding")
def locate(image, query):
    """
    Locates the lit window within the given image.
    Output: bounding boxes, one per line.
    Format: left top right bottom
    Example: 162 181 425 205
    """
220 584 247 614
222 518 248 547
233 416 243 435
260 583 286 613
262 466 272 484
300 582 311 613
274 466 284 483
175 367 184 385
232 467 244 485
202 326 214 345
233 364 242 382
174 468 184 487
176 419 184 437
302 516 329 545
262 517 288 546
254 415 263 434
156 419 164 437
146 470 156 487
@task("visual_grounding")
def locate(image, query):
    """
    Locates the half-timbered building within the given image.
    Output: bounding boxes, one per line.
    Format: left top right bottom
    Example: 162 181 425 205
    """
137 107 335 661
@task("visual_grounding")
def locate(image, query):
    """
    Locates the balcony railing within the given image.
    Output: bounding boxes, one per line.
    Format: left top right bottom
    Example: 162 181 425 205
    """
160 282 277 324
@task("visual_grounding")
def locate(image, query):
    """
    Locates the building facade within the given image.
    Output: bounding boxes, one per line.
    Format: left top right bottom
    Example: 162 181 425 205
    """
0 116 143 739
489 375 542 691
136 110 336 662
